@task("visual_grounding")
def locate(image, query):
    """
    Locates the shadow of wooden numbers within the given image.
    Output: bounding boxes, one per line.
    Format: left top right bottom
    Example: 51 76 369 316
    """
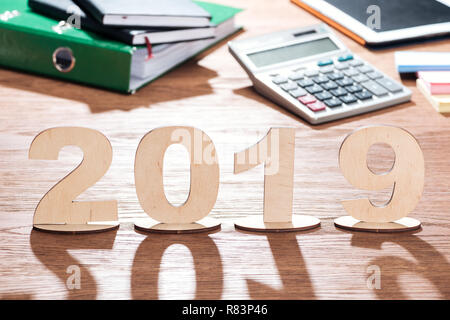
233 128 320 232
29 127 119 234
134 126 221 233
335 125 425 233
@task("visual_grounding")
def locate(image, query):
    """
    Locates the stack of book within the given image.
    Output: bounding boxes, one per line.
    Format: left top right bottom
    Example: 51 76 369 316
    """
395 51 450 113
0 0 241 93
417 72 450 113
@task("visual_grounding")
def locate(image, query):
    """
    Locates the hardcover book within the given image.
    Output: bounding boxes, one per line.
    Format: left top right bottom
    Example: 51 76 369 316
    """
29 0 216 45
75 0 212 28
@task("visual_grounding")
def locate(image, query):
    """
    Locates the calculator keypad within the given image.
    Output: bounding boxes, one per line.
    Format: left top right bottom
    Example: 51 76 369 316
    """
269 54 404 114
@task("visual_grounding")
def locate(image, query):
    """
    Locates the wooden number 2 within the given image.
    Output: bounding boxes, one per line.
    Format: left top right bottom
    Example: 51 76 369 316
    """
234 128 295 223
339 125 425 223
29 127 118 225
134 127 220 224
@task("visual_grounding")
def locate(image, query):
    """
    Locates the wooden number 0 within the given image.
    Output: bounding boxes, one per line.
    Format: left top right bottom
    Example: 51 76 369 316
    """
336 125 425 232
29 127 118 233
134 127 221 233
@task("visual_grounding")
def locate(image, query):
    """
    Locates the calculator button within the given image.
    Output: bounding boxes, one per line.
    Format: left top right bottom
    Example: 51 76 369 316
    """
343 69 359 77
337 54 353 62
317 59 333 67
349 60 364 67
327 72 344 81
312 75 329 84
361 80 389 96
366 71 383 80
336 78 353 87
352 74 369 83
376 78 403 93
298 94 316 105
324 97 342 108
293 67 306 72
272 75 288 84
334 62 349 70
330 87 347 97
345 84 363 93
289 88 307 98
322 81 338 90
306 101 326 112
289 72 304 81
340 93 357 104
304 69 319 77
319 66 334 74
355 90 373 100
315 91 333 100
280 82 298 91
306 84 323 94
358 65 373 73
297 78 314 87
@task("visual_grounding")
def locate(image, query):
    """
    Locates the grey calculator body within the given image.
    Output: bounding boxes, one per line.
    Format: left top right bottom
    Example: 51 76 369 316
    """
228 24 411 124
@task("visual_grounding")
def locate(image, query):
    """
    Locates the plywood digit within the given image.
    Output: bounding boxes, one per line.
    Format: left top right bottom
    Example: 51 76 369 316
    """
234 128 320 232
29 127 119 233
335 125 424 232
134 126 220 233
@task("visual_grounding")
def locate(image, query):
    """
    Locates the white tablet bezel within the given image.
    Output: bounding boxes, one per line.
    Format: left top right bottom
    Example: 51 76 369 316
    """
300 0 450 44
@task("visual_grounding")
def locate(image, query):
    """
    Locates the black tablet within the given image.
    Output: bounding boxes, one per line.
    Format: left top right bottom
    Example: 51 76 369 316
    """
297 0 450 45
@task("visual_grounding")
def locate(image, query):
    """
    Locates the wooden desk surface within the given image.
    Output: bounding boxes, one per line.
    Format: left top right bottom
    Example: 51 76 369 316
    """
0 0 449 300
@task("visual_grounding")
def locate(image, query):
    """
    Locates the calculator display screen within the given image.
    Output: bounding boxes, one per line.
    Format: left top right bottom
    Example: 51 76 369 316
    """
247 37 339 68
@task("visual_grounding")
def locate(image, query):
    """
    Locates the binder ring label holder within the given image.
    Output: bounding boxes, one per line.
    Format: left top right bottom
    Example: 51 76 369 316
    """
52 47 76 73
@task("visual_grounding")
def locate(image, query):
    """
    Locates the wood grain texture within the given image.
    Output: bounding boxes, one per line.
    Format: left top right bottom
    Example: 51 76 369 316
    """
0 0 449 300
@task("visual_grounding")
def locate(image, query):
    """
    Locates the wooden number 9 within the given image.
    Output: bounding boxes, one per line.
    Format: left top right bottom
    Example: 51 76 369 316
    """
339 125 425 223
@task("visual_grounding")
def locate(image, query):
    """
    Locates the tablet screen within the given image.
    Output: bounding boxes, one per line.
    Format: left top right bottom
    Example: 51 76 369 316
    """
323 0 450 32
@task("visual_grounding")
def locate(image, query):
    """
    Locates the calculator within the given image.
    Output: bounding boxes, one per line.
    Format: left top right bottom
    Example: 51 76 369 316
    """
228 24 411 124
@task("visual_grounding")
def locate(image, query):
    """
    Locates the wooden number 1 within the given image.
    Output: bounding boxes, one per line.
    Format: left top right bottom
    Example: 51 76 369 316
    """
233 128 320 232
29 127 118 230
235 128 295 223
339 125 425 223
